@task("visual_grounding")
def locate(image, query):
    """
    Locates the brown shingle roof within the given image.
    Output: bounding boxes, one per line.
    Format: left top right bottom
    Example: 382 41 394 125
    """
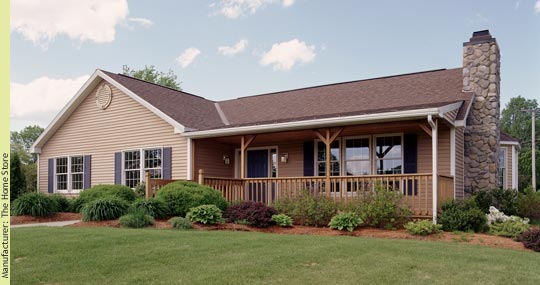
102 68 470 131
101 70 225 130
216 68 470 129
501 131 520 143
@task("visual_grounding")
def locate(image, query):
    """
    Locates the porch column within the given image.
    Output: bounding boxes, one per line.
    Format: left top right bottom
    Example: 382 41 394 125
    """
428 116 438 224
240 135 256 179
313 128 343 197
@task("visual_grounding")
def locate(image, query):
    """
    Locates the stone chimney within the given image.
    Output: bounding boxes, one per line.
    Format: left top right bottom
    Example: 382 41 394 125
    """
463 30 501 193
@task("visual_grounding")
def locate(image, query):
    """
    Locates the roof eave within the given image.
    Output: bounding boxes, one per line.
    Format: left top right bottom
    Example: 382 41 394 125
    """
182 107 448 139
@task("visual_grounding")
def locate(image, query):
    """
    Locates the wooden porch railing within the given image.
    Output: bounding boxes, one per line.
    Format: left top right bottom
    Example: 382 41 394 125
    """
203 173 438 217
145 171 454 218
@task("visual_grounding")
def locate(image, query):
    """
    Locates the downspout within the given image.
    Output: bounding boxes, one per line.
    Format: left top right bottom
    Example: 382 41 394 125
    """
428 115 438 224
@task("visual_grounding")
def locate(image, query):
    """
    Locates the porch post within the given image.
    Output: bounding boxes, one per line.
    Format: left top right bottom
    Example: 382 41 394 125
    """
240 135 256 179
428 116 438 224
325 129 331 197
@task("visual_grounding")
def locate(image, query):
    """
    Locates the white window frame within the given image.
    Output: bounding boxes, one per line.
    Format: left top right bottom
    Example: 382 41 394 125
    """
342 136 372 176
499 147 507 189
314 138 341 177
54 155 85 193
122 147 163 188
372 133 404 175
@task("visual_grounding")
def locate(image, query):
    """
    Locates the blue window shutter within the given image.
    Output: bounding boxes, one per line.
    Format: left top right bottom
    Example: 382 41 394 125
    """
162 147 172 179
48 158 54 193
83 155 91 189
403 134 418 195
303 141 314 176
114 152 122 184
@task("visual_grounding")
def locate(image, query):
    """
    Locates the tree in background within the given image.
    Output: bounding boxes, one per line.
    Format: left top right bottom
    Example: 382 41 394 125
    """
500 96 539 190
10 125 44 192
122 65 182 90
10 152 26 201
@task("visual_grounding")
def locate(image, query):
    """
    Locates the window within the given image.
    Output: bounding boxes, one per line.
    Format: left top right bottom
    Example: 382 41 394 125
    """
316 140 340 176
375 135 402 175
344 137 370 176
55 156 84 192
270 149 277 178
499 148 507 188
123 148 162 188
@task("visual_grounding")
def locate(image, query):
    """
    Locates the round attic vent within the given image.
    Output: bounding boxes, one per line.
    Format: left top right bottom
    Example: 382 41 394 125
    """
96 84 112 110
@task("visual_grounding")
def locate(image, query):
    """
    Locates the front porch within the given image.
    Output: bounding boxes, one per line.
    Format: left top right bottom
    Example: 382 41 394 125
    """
179 120 459 219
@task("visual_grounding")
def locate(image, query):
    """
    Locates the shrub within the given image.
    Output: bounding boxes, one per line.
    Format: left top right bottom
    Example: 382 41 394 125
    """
49 194 71 212
169 217 193 230
119 211 154 228
328 212 362 232
80 184 137 202
155 181 227 217
404 220 442 236
131 198 170 219
274 189 338 227
81 198 129 221
134 182 146 198
438 199 487 232
11 192 56 217
473 188 518 215
69 196 92 213
224 201 278 228
271 214 293 227
486 206 530 239
186 205 224 224
517 189 540 223
518 228 540 252
346 186 411 229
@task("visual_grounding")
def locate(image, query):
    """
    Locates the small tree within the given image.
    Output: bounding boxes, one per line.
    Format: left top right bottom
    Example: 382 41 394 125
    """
122 65 181 90
10 152 27 201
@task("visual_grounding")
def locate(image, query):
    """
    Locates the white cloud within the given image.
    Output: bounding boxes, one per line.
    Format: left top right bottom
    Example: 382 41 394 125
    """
468 13 488 25
535 0 540 13
10 75 90 126
211 0 294 19
218 39 248 56
10 0 151 47
128 17 154 28
176 48 201 68
260 39 316 71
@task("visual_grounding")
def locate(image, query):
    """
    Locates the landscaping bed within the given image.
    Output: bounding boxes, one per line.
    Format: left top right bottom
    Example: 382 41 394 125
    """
11 212 81 225
67 219 527 251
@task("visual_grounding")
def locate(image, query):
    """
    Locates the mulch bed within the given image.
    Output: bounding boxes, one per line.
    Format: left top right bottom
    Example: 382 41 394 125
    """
67 220 528 252
11 212 81 225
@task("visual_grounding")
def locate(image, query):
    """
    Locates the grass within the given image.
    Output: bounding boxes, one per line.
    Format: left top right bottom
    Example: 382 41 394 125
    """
12 227 540 285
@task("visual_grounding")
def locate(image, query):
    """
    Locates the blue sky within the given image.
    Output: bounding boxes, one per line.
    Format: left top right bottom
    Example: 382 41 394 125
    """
10 0 540 131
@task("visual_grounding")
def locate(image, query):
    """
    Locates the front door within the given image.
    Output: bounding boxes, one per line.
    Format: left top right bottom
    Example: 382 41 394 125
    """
247 149 269 178
246 149 277 203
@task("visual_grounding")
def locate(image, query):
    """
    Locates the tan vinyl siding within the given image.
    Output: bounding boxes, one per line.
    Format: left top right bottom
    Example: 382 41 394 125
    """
276 141 304 177
437 126 451 176
38 80 187 194
455 127 465 199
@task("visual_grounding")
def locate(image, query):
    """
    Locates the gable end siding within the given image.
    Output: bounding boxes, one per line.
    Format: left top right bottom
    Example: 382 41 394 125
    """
38 80 188 193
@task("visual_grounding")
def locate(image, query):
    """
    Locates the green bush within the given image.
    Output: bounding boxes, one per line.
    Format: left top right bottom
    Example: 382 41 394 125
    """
81 198 129 221
473 189 518 215
438 199 487 232
517 189 540 223
346 186 411 229
131 198 170 219
155 181 227 217
134 182 146 198
328 212 362 232
119 211 155 228
271 214 293 227
49 194 71 212
69 196 91 213
274 189 338 227
404 220 442 236
186 204 224 224
80 184 137 202
12 192 56 217
169 217 193 230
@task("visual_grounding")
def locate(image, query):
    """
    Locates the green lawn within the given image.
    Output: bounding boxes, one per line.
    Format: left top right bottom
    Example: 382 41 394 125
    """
12 227 540 285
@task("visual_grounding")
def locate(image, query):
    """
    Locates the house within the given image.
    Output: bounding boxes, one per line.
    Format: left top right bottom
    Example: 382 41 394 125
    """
31 30 519 222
